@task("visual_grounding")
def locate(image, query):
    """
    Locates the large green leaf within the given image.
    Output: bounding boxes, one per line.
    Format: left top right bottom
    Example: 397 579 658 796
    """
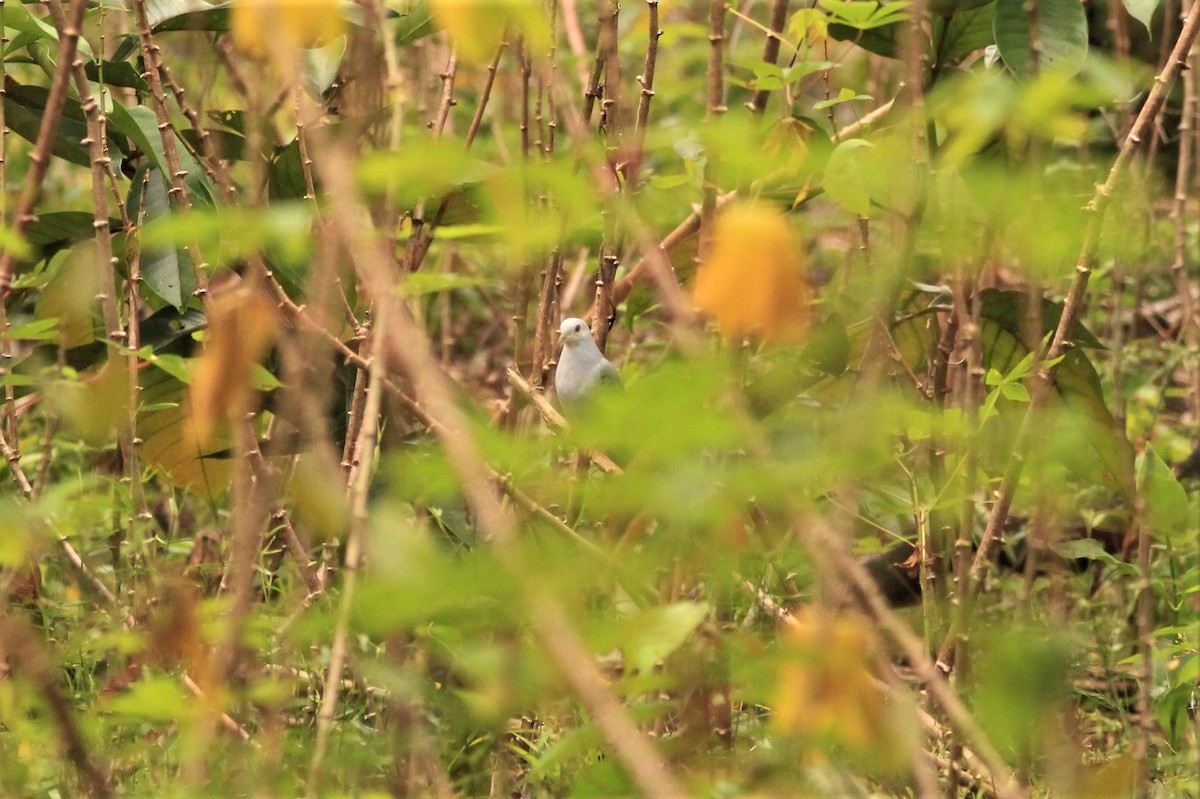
129 164 196 311
109 103 215 208
933 1 997 63
994 0 1088 78
83 59 149 91
823 139 877 216
2 1 95 58
2 78 91 167
146 0 227 30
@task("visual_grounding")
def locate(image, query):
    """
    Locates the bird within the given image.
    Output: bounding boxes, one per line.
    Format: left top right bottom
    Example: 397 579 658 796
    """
554 317 620 407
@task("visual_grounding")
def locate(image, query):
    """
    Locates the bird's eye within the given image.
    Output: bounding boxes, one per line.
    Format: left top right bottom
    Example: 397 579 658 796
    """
574 324 581 332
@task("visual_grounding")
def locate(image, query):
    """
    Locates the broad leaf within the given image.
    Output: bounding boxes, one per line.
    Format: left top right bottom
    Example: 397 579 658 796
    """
994 0 1088 78
1137 447 1193 543
934 1 997 63
1122 0 1160 36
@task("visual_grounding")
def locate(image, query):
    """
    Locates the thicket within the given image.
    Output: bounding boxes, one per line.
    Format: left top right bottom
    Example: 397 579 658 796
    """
0 0 1196 797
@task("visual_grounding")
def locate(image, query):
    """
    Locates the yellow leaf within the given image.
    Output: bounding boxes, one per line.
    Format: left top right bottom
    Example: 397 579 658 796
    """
431 0 551 64
772 610 909 774
232 0 344 60
187 286 278 449
693 203 810 341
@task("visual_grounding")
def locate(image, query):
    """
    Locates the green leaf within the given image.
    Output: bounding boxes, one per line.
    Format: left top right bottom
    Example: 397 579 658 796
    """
821 0 911 29
829 20 902 58
1000 381 1029 402
930 0 996 14
2 317 62 342
133 165 194 311
2 79 92 167
994 0 1088 78
1137 447 1192 542
83 59 149 91
1122 0 1160 36
146 0 229 30
110 103 215 207
823 138 876 216
2 1 95 58
105 677 193 722
813 87 873 110
397 272 489 297
621 602 709 674
933 1 997 63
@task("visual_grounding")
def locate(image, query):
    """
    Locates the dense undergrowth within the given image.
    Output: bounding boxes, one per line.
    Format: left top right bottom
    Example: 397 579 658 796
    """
0 0 1197 797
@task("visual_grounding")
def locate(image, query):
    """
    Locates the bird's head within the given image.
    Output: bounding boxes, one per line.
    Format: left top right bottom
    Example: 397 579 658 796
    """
558 317 592 348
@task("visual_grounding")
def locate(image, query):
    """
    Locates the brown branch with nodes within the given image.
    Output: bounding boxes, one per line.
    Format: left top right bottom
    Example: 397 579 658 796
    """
0 0 88 291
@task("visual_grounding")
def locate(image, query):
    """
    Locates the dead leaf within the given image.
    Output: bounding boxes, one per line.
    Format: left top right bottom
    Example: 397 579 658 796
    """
187 287 278 449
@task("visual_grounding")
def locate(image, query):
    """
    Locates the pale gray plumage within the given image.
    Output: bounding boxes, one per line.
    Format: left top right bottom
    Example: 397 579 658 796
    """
554 317 620 406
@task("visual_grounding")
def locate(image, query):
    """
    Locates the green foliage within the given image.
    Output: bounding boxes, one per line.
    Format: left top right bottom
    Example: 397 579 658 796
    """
0 0 1196 797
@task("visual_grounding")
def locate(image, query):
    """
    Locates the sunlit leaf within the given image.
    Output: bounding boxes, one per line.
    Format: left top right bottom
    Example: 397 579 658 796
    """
232 0 345 58
430 0 550 64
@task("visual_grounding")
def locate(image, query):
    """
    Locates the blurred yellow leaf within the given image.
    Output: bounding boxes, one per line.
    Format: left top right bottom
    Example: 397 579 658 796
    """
36 245 100 349
53 358 132 445
187 286 278 449
693 203 810 341
772 610 908 773
232 0 344 59
431 0 551 64
1071 755 1136 799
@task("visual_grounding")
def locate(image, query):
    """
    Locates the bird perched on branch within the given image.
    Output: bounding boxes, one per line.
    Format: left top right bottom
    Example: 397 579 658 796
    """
554 317 620 407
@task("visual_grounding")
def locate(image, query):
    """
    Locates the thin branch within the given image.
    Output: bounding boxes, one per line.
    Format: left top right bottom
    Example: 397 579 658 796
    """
748 0 791 114
633 1 662 144
0 0 88 291
306 311 388 797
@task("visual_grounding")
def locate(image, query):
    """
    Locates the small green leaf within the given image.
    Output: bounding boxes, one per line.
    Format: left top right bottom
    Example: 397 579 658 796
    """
2 317 62 342
622 602 709 674
1000 381 1030 402
1122 0 1160 36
